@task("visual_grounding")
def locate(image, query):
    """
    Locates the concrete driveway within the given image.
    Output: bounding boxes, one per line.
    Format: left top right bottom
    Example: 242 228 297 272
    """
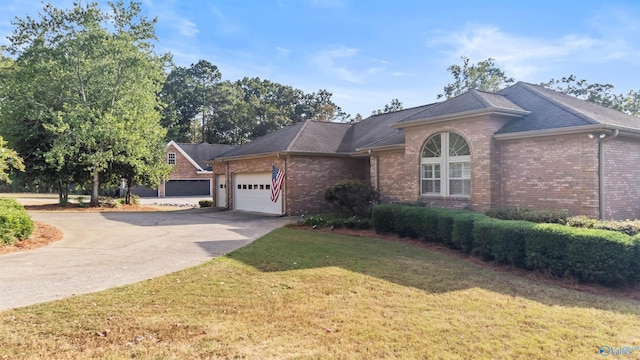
0 209 290 311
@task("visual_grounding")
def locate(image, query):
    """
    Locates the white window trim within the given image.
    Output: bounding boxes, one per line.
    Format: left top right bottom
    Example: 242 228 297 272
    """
420 132 471 198
167 152 176 165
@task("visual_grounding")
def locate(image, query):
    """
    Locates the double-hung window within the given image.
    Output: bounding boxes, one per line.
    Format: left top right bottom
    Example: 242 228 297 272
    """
420 132 471 197
167 153 176 165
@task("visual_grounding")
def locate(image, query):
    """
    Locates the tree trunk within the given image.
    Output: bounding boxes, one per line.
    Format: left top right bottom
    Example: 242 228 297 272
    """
90 167 100 207
125 177 133 205
57 180 69 207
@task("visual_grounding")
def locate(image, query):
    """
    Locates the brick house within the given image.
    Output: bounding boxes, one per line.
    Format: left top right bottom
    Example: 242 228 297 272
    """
133 141 236 197
211 82 640 220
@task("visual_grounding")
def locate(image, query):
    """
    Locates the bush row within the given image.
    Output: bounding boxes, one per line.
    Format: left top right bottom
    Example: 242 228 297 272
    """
300 214 372 230
0 198 34 246
372 205 640 286
486 208 640 237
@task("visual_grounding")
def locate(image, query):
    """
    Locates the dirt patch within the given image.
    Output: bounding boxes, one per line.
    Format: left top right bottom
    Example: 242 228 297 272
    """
313 227 640 301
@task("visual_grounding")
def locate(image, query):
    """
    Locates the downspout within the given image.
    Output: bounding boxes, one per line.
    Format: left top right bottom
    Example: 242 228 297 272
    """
598 129 619 220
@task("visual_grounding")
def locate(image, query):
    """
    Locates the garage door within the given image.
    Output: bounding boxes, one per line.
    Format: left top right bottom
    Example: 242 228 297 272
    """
216 175 226 207
234 173 282 215
165 179 211 196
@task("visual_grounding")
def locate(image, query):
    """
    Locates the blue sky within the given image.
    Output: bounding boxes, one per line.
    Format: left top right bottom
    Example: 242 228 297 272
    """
1 0 639 117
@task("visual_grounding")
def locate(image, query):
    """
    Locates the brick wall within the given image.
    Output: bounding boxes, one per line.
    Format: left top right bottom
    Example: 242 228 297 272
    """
498 134 599 217
372 150 412 203
402 114 511 212
603 137 640 220
287 155 368 215
210 155 368 215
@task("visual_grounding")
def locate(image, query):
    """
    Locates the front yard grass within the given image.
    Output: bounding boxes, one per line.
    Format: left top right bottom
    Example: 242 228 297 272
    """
2 227 639 359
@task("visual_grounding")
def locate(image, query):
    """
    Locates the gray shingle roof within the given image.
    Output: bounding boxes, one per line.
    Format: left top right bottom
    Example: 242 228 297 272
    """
213 82 640 159
400 89 525 123
340 104 437 152
496 82 640 134
177 143 237 170
214 120 352 159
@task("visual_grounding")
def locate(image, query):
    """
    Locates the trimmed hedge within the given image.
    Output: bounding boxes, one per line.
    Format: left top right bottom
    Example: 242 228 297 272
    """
0 198 34 246
371 204 640 286
490 220 534 268
451 212 487 253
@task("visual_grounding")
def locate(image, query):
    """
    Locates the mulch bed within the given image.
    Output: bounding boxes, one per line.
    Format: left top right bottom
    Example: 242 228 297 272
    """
0 222 64 256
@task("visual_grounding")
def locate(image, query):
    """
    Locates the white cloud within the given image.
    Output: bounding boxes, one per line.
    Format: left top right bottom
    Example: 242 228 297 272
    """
310 46 391 84
429 25 607 79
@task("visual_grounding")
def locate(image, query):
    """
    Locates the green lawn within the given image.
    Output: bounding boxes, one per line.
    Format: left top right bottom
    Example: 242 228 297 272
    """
1 227 639 359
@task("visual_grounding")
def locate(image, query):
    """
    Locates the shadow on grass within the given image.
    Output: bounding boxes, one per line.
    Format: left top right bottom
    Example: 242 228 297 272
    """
227 227 640 315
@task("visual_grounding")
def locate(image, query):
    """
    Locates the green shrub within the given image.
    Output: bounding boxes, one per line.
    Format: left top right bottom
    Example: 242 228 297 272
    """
301 214 371 230
0 198 24 210
486 208 568 224
393 206 423 239
490 220 535 268
0 198 34 246
525 224 571 276
415 207 440 241
564 228 634 285
471 217 499 260
436 209 462 246
372 204 402 234
525 224 635 285
565 215 640 236
451 212 487 253
324 180 379 217
632 235 640 282
199 199 213 208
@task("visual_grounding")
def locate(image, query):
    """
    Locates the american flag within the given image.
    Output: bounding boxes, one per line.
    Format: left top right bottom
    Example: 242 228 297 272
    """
271 165 285 202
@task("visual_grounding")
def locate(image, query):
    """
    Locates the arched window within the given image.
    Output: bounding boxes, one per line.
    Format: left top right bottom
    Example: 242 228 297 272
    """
421 132 470 196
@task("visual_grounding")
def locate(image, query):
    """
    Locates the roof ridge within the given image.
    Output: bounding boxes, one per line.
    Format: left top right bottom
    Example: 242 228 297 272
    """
514 82 598 125
468 89 493 108
287 120 310 151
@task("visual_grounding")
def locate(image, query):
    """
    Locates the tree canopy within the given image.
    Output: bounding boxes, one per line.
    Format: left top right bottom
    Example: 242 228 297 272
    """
0 1 170 206
438 56 515 99
0 135 24 184
159 64 351 144
439 57 639 117
372 99 403 115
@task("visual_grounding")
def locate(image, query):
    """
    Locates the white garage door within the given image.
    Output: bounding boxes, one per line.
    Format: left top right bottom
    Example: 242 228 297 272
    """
216 175 227 207
234 173 283 215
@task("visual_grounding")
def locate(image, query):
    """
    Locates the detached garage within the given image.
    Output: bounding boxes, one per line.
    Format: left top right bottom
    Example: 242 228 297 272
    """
234 173 282 214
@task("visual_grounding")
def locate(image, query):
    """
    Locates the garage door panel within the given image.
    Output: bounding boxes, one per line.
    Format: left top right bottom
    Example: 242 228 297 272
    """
166 179 211 196
234 173 282 215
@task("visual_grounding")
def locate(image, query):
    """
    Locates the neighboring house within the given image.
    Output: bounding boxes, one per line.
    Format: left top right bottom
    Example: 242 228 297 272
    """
211 82 640 220
133 141 236 197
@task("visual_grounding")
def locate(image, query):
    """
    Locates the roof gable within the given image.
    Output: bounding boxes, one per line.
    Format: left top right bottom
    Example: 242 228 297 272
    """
169 141 237 170
399 89 526 124
496 82 640 134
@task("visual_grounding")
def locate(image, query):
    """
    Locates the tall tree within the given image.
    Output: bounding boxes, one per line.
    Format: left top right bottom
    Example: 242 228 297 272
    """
190 60 222 143
2 1 170 206
438 57 515 99
372 99 403 115
542 75 640 116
